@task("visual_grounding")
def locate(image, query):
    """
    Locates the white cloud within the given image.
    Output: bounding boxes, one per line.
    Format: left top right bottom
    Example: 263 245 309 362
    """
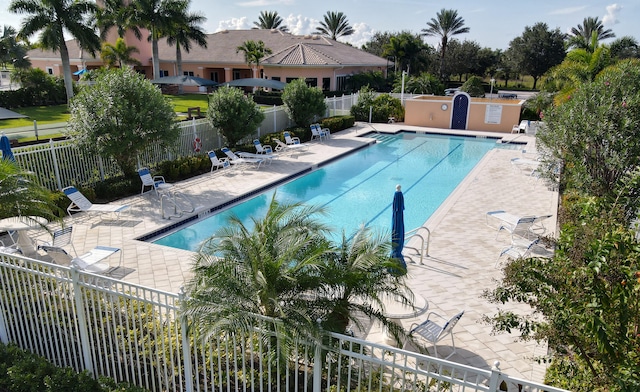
215 17 251 31
237 0 294 6
342 22 376 48
283 14 318 35
602 3 622 25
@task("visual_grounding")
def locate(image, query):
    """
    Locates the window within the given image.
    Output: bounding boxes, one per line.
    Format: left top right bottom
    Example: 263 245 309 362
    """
322 77 330 91
46 67 54 75
210 72 218 82
336 75 349 92
233 71 241 80
271 76 281 81
286 77 296 83
183 71 194 76
305 78 317 87
160 70 169 77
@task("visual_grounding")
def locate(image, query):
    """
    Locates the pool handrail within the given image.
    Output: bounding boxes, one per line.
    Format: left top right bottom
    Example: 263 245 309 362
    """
404 225 430 264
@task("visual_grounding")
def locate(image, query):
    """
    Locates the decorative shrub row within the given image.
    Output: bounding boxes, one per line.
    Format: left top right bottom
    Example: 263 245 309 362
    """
0 342 148 392
0 85 67 109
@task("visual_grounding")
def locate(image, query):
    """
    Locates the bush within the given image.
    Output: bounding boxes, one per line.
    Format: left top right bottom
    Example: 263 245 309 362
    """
207 86 265 147
460 76 485 97
320 115 355 132
349 86 376 121
282 78 327 128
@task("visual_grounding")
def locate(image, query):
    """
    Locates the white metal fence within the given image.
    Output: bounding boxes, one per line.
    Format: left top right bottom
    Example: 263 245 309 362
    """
9 94 359 191
0 251 568 392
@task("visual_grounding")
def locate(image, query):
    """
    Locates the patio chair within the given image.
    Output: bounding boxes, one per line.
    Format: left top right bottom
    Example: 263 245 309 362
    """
41 245 121 273
253 139 274 154
486 210 549 240
274 138 308 155
207 151 231 172
406 310 465 359
496 238 540 267
62 186 130 219
139 167 173 197
310 124 330 142
284 131 304 146
37 226 77 257
221 147 263 170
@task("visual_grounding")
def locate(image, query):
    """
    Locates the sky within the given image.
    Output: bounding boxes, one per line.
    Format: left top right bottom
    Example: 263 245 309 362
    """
1 0 637 51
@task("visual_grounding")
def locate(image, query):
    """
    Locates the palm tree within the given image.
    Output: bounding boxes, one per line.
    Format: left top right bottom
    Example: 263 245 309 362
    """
0 25 30 69
236 40 272 78
253 10 288 32
165 4 207 93
382 32 428 75
182 194 332 343
95 0 140 40
567 16 615 52
132 0 185 79
609 36 639 60
0 159 62 222
421 8 470 80
9 0 101 101
100 37 141 68
317 226 410 342
315 11 354 41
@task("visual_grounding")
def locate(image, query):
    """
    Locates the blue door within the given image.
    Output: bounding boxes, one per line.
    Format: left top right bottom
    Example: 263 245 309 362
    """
451 94 469 130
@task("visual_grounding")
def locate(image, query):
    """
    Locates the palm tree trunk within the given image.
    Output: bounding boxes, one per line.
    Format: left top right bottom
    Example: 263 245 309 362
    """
58 39 74 101
152 28 160 79
176 45 183 94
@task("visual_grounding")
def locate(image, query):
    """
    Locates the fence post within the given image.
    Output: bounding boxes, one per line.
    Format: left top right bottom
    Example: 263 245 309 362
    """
487 361 502 392
0 267 8 343
273 105 277 133
98 155 105 182
71 267 95 376
312 333 323 392
179 288 194 392
49 139 63 190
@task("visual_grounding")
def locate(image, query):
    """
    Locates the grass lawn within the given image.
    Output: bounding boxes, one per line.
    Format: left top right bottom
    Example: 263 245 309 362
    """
167 94 209 114
0 105 70 130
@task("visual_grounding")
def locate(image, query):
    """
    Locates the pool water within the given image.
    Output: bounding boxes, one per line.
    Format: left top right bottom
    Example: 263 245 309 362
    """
152 132 506 251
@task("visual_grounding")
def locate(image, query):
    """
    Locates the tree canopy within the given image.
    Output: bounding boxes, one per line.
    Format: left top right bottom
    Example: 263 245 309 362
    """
315 11 354 40
281 78 327 128
421 8 470 80
67 68 180 178
207 86 265 147
253 10 287 32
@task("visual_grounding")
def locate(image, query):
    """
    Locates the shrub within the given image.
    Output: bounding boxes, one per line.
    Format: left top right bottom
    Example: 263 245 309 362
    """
207 86 265 147
282 78 327 128
460 76 485 97
320 116 355 132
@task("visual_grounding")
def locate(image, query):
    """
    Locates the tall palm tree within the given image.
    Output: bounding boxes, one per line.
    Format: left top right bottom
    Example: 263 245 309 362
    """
100 37 141 68
132 0 185 79
9 0 101 101
253 10 288 32
382 32 428 75
421 8 470 80
315 11 354 41
165 4 207 93
95 0 140 40
236 40 272 78
567 16 615 52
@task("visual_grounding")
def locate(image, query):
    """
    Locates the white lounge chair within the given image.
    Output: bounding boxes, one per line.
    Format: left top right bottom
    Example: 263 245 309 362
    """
273 139 308 155
139 167 173 197
62 186 129 219
221 147 263 170
37 226 77 257
253 139 274 154
406 310 464 359
41 245 122 273
486 210 551 240
310 124 329 142
284 131 303 146
496 238 540 267
207 151 231 172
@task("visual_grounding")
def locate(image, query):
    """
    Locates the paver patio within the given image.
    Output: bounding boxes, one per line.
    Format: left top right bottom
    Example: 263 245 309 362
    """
26 122 558 384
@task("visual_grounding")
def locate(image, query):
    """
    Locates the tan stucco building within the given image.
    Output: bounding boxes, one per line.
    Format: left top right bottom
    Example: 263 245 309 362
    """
404 93 525 133
26 29 389 92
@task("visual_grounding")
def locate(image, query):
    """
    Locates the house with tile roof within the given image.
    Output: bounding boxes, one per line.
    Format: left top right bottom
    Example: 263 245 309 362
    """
27 29 389 92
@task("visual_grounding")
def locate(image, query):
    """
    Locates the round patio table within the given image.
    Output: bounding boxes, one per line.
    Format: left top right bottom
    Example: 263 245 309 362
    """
377 289 429 346
0 216 49 256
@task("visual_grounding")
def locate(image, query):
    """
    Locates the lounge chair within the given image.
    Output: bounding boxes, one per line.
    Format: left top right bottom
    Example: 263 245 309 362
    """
139 167 173 197
310 124 330 142
221 147 263 170
62 186 129 219
273 138 308 155
237 150 278 165
284 131 303 146
207 151 231 172
486 210 551 240
406 310 464 359
37 226 77 257
496 238 539 267
41 244 121 273
253 139 274 154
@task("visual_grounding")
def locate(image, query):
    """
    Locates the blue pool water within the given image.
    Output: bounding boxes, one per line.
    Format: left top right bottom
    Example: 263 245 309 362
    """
152 132 507 251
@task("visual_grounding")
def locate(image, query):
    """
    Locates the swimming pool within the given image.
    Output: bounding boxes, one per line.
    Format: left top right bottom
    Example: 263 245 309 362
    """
152 132 511 251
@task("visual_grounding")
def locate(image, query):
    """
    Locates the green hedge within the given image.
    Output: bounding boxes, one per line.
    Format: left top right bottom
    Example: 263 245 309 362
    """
0 343 148 392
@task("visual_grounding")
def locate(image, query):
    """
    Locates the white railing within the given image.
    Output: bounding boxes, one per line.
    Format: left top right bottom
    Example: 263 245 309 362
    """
0 251 568 392
8 94 358 191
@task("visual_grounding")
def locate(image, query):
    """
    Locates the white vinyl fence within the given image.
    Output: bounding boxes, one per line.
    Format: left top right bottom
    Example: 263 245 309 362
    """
0 251 568 392
9 94 359 191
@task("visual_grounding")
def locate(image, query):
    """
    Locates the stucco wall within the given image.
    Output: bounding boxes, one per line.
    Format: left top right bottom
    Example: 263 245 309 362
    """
405 95 524 133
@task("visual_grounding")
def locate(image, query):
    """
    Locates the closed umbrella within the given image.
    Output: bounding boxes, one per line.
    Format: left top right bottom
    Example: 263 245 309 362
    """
391 184 406 269
0 133 15 162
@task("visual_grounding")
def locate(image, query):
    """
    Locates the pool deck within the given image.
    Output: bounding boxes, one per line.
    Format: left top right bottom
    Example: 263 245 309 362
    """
28 123 558 384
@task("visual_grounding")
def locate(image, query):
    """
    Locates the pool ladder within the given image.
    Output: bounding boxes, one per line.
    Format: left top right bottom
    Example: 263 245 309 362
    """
403 225 431 265
160 191 195 219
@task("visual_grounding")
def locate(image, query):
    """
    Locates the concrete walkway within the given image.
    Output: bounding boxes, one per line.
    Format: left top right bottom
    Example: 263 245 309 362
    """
27 122 557 384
